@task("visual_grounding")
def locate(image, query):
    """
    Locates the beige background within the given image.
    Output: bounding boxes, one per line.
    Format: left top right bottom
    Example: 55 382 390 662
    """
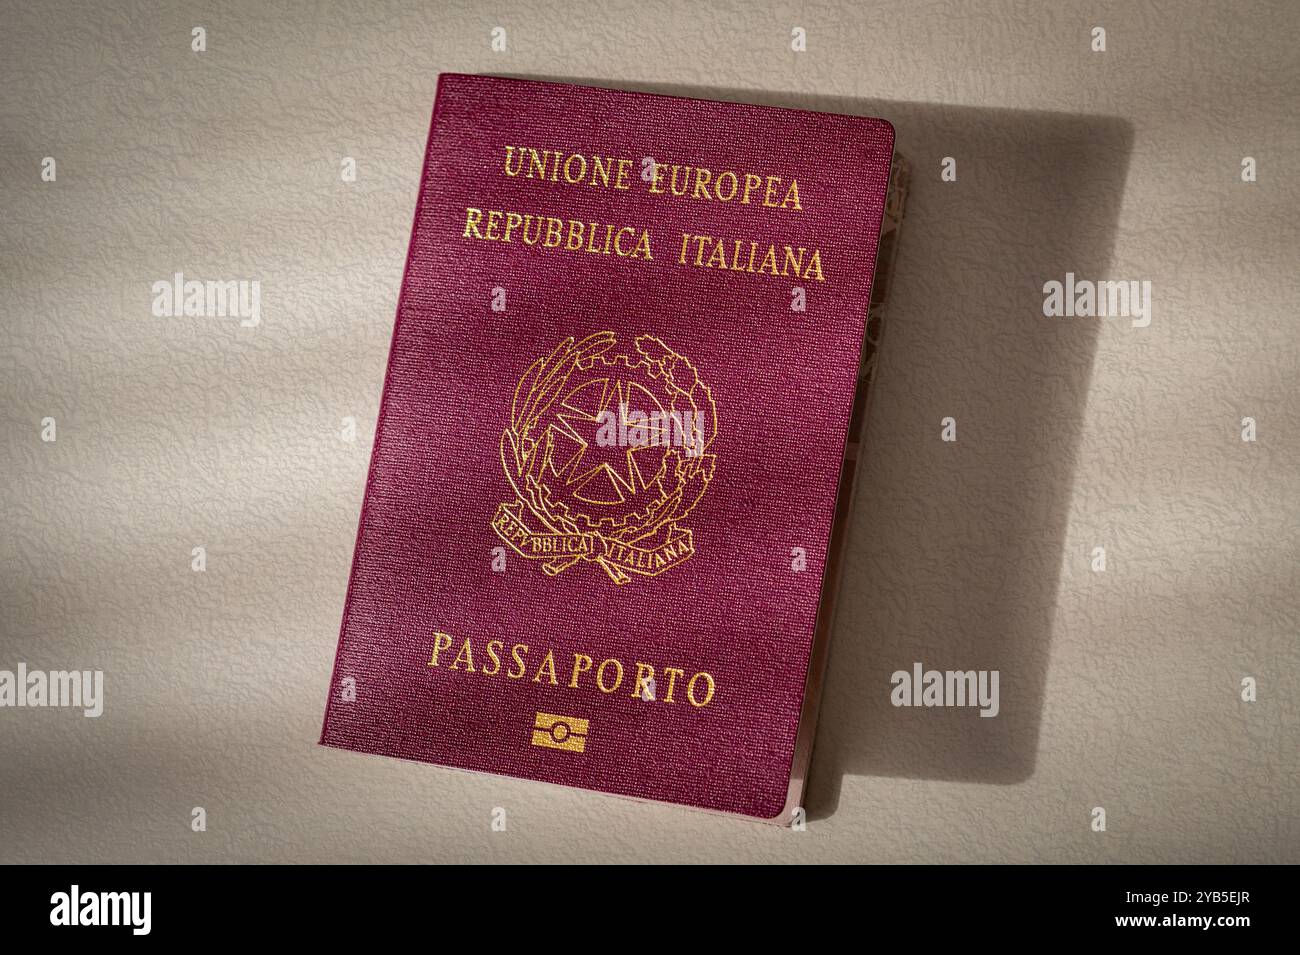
2 0 1297 863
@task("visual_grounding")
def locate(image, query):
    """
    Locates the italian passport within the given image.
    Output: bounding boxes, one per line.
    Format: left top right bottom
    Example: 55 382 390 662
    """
320 74 907 821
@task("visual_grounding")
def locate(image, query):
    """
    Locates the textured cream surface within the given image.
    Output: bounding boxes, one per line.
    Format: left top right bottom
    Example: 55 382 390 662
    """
1 0 1297 863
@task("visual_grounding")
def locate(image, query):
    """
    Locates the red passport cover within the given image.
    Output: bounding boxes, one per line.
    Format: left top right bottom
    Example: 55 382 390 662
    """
320 74 895 820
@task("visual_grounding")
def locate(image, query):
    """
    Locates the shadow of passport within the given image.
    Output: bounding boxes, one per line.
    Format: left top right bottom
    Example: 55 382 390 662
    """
519 76 1133 814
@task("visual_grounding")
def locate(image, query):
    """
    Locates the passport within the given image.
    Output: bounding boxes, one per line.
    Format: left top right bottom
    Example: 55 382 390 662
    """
320 74 906 822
